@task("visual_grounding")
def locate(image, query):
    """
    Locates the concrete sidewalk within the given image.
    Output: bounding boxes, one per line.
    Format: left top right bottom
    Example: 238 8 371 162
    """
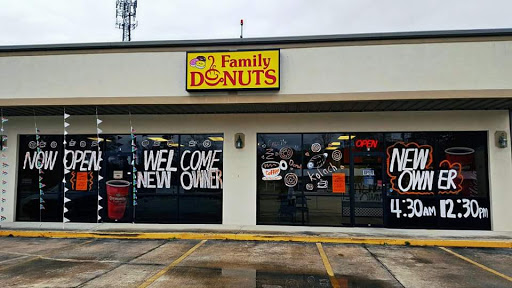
1 222 511 248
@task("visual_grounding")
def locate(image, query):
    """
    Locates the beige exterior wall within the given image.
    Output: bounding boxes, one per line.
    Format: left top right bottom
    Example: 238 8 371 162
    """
3 110 511 231
1 40 512 106
1 38 511 231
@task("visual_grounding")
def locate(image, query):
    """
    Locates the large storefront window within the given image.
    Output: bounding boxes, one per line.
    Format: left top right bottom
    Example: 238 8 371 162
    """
257 134 302 225
257 133 351 226
16 134 223 224
385 131 490 230
302 134 351 226
257 131 490 230
17 135 64 222
348 132 386 227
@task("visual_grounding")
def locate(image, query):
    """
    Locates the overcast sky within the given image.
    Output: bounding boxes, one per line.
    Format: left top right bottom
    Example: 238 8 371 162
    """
1 0 511 45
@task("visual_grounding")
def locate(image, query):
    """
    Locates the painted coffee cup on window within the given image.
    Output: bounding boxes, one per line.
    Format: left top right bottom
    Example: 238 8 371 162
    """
445 147 476 196
261 160 288 181
106 180 130 221
445 147 475 170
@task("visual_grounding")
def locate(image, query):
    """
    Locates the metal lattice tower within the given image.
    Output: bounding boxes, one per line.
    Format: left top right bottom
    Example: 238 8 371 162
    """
116 0 138 41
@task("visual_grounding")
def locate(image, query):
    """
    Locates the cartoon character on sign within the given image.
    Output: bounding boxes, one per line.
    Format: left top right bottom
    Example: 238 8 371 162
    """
190 56 206 69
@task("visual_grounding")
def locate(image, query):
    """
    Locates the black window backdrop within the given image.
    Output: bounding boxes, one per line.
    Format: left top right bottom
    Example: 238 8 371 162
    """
257 131 490 230
16 134 223 224
385 131 490 230
17 135 64 222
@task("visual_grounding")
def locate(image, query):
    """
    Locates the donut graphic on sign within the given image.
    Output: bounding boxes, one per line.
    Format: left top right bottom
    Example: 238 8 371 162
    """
311 143 321 153
332 150 342 161
284 173 298 187
190 56 207 69
279 147 293 160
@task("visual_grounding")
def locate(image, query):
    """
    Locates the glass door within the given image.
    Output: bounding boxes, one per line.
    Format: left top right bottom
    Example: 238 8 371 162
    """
350 152 386 226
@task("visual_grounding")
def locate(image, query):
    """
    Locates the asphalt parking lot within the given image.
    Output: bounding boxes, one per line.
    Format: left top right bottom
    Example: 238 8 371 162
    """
0 237 510 288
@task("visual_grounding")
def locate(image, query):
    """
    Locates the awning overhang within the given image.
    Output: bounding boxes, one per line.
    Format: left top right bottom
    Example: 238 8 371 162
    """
1 97 511 117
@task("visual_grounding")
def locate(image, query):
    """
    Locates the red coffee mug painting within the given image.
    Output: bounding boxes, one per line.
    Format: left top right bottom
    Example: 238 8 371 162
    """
106 180 130 220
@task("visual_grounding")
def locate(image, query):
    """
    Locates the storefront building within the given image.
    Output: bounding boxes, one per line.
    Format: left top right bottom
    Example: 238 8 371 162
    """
0 29 511 231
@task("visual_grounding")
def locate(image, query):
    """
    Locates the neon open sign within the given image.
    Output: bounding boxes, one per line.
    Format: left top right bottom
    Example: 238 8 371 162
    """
355 139 378 149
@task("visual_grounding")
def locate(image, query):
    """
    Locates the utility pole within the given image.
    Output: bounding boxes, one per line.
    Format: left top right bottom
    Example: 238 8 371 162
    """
116 0 138 41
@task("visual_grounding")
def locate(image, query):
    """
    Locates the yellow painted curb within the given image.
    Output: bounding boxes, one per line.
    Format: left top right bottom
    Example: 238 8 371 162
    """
0 230 510 248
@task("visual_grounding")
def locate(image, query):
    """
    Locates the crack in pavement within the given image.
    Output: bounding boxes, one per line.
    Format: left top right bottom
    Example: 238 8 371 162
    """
75 240 171 288
0 255 30 265
364 245 405 288
0 239 97 271
0 249 171 266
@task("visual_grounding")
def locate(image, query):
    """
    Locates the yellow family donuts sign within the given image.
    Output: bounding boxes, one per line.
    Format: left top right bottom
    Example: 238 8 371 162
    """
186 50 280 91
